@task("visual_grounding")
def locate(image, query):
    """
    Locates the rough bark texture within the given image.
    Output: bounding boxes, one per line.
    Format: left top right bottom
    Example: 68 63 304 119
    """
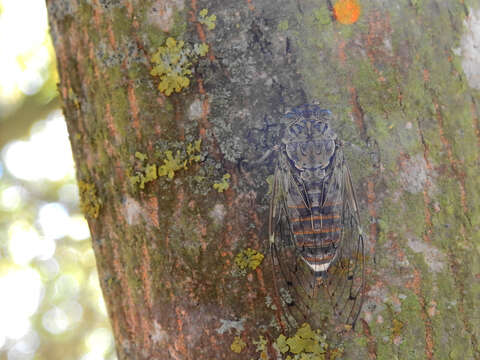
47 0 480 359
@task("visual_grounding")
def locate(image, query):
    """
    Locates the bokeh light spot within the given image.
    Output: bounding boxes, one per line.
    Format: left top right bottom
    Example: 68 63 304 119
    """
60 300 84 324
3 111 75 182
68 215 91 241
36 258 60 280
0 185 24 210
88 271 108 316
38 202 70 240
54 274 80 299
0 269 43 340
58 183 79 204
8 220 55 265
42 307 69 335
0 0 50 102
85 328 113 357
7 330 40 360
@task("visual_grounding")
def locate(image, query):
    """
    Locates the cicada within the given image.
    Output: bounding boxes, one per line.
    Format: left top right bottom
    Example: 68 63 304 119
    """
269 104 365 329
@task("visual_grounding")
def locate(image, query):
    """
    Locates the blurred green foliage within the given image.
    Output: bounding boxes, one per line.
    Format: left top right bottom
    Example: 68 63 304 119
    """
0 1 115 359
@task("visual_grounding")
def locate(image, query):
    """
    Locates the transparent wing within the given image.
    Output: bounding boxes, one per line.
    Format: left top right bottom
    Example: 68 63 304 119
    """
269 147 365 330
324 148 366 328
269 158 317 327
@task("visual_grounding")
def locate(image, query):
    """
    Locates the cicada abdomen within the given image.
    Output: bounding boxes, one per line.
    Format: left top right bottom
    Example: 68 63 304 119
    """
269 104 365 329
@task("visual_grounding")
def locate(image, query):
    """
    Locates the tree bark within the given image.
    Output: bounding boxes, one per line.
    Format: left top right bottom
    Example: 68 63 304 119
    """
47 0 480 359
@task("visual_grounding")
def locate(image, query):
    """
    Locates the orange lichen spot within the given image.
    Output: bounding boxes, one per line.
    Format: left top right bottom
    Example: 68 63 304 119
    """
333 0 361 25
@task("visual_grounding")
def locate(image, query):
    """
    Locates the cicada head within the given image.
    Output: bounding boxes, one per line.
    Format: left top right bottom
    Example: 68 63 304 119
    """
282 104 337 172
285 104 332 121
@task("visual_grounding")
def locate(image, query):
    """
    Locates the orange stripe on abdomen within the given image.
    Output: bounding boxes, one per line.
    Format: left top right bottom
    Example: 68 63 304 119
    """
288 201 342 209
290 214 340 222
302 254 334 264
297 238 340 248
293 227 340 235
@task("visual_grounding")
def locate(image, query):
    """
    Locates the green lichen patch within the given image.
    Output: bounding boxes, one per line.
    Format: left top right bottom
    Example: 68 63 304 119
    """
150 37 209 96
410 0 424 11
273 323 343 360
253 335 268 359
279 287 294 307
235 248 264 271
194 43 209 57
265 174 274 195
313 6 332 26
78 181 101 218
230 336 246 353
198 8 216 30
252 335 270 360
213 173 231 192
265 295 278 311
278 20 289 31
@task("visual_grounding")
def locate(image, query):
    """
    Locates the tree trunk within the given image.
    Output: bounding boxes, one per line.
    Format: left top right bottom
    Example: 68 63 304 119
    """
46 0 480 359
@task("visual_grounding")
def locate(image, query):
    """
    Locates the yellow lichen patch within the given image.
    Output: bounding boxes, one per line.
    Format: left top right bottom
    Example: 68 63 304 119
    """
157 140 203 179
135 151 147 162
198 8 217 30
186 139 202 164
230 336 246 353
144 164 158 182
275 334 289 354
253 335 268 359
273 323 344 360
130 152 158 190
131 141 203 188
391 318 404 340
194 43 209 57
213 173 230 192
235 248 264 271
68 88 81 109
150 37 209 96
78 181 101 219
266 174 274 195
158 150 187 179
